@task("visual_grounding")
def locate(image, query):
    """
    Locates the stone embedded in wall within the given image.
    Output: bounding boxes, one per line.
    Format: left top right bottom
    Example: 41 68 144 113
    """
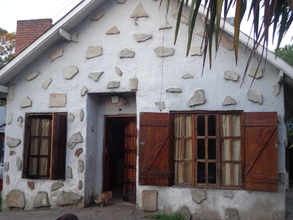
89 71 104 82
17 116 23 128
182 73 194 79
120 48 135 58
50 94 67 107
63 66 79 79
131 3 148 18
166 87 182 93
176 206 192 220
78 180 83 190
224 71 239 81
33 192 51 208
4 162 9 172
91 11 104 21
273 83 280 96
75 148 83 157
67 166 73 178
247 90 263 104
9 150 16 156
190 47 203 56
191 189 206 204
78 160 84 173
188 89 205 107
106 26 120 35
51 182 64 191
21 96 32 108
133 33 152 42
68 113 75 122
7 113 13 124
80 109 84 121
155 101 165 109
130 76 138 92
118 0 126 3
221 36 234 50
223 191 234 199
26 71 40 81
173 12 189 25
81 85 88 96
16 157 22 170
154 47 175 58
115 66 123 76
68 132 83 149
7 189 25 209
222 96 237 106
248 68 263 79
6 136 21 148
107 81 120 89
49 49 64 62
225 208 239 220
159 22 172 30
42 77 52 89
8 85 14 100
27 182 35 190
6 174 10 185
56 191 82 206
86 46 103 59
142 190 157 211
72 32 79 43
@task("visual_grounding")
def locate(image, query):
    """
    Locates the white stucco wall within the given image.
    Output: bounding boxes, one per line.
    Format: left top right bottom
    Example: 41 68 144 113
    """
1 0 286 218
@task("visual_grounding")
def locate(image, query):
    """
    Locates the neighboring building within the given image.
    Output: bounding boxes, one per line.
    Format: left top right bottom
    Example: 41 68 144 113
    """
0 1 292 219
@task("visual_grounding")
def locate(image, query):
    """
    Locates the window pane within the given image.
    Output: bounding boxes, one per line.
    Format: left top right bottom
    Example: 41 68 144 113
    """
175 140 183 160
185 116 192 137
40 139 49 155
175 116 183 137
222 163 231 185
222 115 230 136
175 115 192 137
208 115 216 136
31 118 40 136
197 115 205 136
41 119 50 136
29 158 37 175
234 163 241 186
39 158 48 175
197 139 205 159
30 138 39 155
197 162 205 183
232 115 240 136
222 139 230 160
233 140 241 160
184 139 192 159
208 163 216 183
184 162 192 183
208 139 216 159
175 162 184 183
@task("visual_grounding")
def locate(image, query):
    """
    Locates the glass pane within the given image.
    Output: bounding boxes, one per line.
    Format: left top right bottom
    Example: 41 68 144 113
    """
208 139 216 159
208 163 216 183
222 115 230 136
39 158 48 175
234 163 241 186
222 139 230 160
197 139 205 159
233 140 241 160
208 115 216 136
197 115 205 136
29 157 37 175
41 119 50 136
30 138 38 155
175 116 183 137
184 162 192 183
232 115 240 136
31 118 40 136
40 139 49 155
222 163 231 185
175 162 184 183
185 116 192 137
197 162 205 183
184 139 192 159
175 140 183 159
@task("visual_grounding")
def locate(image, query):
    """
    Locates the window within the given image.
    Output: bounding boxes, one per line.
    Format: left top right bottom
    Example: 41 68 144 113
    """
139 112 278 192
23 113 67 180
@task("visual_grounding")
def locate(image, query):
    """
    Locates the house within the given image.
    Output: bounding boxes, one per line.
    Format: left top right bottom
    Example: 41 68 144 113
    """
0 0 292 219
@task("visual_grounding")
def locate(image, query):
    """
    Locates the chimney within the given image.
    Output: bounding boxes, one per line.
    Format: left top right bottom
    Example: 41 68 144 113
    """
15 19 52 55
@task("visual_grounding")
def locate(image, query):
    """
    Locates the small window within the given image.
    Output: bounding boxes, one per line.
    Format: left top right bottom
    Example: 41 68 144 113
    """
23 113 67 180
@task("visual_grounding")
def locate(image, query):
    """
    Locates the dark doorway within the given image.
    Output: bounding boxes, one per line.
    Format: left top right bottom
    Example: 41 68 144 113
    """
103 116 136 203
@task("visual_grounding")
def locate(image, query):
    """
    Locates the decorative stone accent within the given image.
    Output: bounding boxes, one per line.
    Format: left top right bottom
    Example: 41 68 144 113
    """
248 68 263 79
6 174 10 185
50 94 67 107
56 191 82 206
68 113 75 122
176 206 192 220
159 22 172 30
173 12 188 25
7 113 13 124
221 36 234 50
223 191 234 199
225 208 239 220
130 77 138 92
78 180 83 190
224 71 239 81
7 190 25 209
142 190 157 211
106 26 120 35
190 47 203 56
91 11 104 21
273 83 280 96
107 81 120 89
81 86 88 96
16 157 22 170
4 162 9 172
75 148 83 157
68 132 83 149
89 71 103 82
26 71 40 81
222 96 237 106
51 182 64 191
120 48 135 58
67 166 73 178
80 109 84 121
130 3 148 18
182 73 194 79
134 33 152 42
8 86 14 100
72 32 78 43
154 47 175 57
191 189 206 204
17 116 23 128
155 101 165 109
21 96 32 108
50 49 64 62
9 150 16 156
166 87 182 93
118 0 126 3
247 90 263 104
6 136 21 148
115 66 123 76
188 89 205 107
27 182 35 190
34 192 51 208
86 46 103 59
63 66 79 80
78 160 84 173
42 77 52 89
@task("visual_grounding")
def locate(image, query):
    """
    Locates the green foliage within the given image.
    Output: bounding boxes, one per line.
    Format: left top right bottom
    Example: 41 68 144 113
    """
4 54 14 63
150 213 185 220
275 44 293 67
0 28 7 35
4 33 15 41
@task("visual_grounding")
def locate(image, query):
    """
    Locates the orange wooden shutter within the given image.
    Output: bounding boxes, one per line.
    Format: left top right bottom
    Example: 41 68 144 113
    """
243 112 278 191
139 112 174 186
